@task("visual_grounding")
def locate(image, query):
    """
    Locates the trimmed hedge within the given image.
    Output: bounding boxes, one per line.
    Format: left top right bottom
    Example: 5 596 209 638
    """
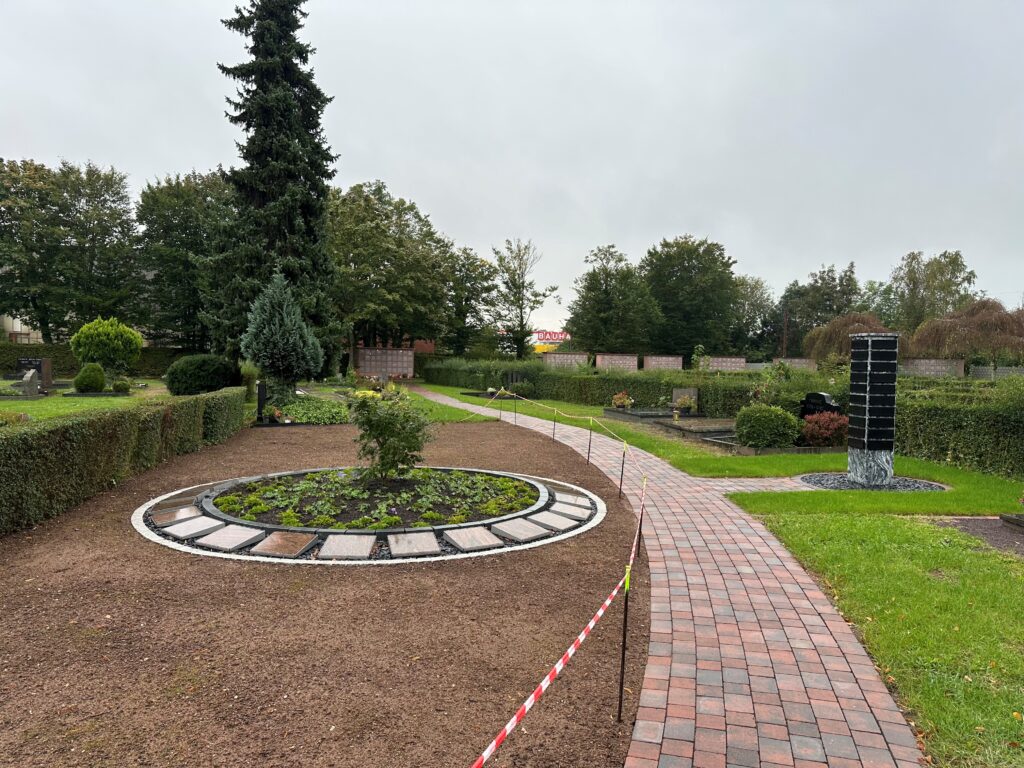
735 404 801 448
0 342 186 378
896 397 1024 479
0 387 247 536
165 354 239 395
422 358 848 418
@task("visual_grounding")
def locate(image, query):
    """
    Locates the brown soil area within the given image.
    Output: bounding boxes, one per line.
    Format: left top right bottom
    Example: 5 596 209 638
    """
934 516 1024 558
0 422 649 768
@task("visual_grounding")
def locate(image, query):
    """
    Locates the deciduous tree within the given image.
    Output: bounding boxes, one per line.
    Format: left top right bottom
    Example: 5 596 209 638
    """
490 239 557 359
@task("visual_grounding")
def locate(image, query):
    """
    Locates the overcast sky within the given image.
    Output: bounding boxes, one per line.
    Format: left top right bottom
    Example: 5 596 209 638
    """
3 0 1023 328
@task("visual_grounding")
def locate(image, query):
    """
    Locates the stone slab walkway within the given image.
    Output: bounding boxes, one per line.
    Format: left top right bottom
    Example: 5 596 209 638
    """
414 388 924 768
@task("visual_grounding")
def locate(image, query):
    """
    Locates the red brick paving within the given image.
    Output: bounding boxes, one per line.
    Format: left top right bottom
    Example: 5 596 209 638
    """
415 389 925 768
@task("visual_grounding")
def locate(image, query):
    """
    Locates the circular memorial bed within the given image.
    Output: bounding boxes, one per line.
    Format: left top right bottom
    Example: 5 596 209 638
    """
133 466 606 564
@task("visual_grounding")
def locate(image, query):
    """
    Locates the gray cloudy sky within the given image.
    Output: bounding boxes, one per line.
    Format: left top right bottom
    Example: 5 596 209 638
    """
3 0 1023 329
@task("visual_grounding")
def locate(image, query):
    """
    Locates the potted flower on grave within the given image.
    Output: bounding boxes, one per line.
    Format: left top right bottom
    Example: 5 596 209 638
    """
673 394 696 421
611 391 633 410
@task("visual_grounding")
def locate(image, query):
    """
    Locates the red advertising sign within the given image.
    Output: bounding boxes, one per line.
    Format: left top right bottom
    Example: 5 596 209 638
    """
532 330 571 343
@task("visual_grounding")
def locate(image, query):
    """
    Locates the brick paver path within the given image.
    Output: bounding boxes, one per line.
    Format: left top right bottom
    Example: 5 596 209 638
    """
414 388 924 768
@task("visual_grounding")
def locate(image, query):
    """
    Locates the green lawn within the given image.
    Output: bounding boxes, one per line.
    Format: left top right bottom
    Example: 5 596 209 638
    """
0 379 168 421
405 389 492 423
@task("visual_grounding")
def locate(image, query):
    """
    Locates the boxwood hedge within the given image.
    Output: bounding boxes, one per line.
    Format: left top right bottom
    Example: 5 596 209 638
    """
0 387 247 536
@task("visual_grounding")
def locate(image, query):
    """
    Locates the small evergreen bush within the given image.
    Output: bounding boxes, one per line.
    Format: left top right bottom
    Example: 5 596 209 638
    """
74 363 106 393
240 272 323 405
111 379 132 394
240 360 260 402
801 412 849 447
735 404 800 448
166 354 238 395
70 317 143 373
349 390 432 479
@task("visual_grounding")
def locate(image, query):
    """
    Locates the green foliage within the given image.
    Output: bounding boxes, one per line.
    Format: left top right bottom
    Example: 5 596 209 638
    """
729 275 776 360
565 245 661 354
224 467 536 528
239 360 259 402
349 390 432 479
774 263 860 355
165 354 238 396
735 404 800 448
111 379 131 394
281 397 349 425
491 239 558 359
73 363 106 393
881 249 979 333
202 0 337 359
240 272 323 400
640 235 738 358
896 383 1024 478
802 312 891 361
0 386 20 397
0 387 245 536
0 159 142 342
69 317 143 372
137 171 235 350
441 247 499 355
198 387 248 443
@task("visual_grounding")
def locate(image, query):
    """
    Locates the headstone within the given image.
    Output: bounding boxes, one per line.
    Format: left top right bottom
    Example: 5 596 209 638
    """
799 392 842 419
18 369 40 396
318 534 376 560
249 531 318 558
848 333 898 487
16 357 52 388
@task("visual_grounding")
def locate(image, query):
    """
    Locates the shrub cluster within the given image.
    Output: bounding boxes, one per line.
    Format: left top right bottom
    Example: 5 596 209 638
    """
69 317 143 372
0 387 247 536
349 390 432 479
165 354 239 395
735 404 801 449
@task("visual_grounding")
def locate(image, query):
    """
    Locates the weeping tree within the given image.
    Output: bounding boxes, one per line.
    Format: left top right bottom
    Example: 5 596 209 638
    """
240 272 323 403
911 299 1024 366
802 312 892 360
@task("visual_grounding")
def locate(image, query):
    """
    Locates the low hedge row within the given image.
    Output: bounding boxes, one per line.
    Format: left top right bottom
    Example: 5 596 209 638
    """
0 387 247 536
0 342 186 378
422 359 849 418
896 396 1024 478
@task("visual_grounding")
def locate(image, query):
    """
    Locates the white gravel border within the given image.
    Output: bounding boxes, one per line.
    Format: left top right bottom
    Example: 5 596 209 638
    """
130 472 607 566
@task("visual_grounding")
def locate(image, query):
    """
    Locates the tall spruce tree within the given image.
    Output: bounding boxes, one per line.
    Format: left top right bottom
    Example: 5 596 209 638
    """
203 0 338 363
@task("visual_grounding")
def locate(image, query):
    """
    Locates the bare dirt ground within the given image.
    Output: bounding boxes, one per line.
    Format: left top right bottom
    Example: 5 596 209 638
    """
0 422 649 768
934 515 1024 558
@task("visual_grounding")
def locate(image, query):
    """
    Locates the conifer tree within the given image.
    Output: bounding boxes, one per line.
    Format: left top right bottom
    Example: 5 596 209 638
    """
202 0 338 362
241 272 323 403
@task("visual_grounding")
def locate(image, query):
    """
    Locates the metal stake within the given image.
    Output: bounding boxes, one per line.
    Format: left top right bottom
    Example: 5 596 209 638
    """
551 411 557 441
618 443 626 497
513 395 517 425
616 568 631 722
586 419 593 465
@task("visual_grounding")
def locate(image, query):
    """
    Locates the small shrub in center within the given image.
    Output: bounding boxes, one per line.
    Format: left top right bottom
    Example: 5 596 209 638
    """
735 404 800 449
349 389 432 480
801 412 849 447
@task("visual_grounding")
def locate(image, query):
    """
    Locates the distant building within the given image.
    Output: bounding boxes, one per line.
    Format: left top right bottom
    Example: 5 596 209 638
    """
2 315 42 344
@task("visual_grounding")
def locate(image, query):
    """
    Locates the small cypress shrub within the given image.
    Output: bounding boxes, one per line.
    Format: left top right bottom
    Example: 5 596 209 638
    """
74 363 106 393
735 404 800 449
240 272 323 404
111 379 132 394
166 354 238 395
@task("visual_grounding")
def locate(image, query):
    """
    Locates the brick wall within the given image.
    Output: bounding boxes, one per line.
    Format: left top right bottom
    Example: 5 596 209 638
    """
595 353 638 371
543 352 588 368
899 358 965 378
774 357 818 371
356 348 415 379
643 355 683 370
706 356 747 372
995 366 1024 380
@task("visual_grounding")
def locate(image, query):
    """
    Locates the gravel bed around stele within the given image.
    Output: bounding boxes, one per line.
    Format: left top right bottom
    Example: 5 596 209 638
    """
800 472 946 492
0 422 648 768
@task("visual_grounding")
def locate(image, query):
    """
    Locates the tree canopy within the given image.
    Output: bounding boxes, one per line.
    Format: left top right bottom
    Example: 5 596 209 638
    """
773 263 860 355
640 235 737 358
490 239 557 359
202 0 337 359
564 245 661 353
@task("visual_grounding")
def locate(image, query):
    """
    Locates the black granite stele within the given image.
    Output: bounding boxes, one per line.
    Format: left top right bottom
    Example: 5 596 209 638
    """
848 332 899 486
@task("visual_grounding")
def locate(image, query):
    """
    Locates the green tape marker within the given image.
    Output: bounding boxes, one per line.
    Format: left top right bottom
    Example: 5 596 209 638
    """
624 564 632 593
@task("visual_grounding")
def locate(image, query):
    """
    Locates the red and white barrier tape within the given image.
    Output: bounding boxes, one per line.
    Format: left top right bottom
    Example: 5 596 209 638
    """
469 571 628 768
